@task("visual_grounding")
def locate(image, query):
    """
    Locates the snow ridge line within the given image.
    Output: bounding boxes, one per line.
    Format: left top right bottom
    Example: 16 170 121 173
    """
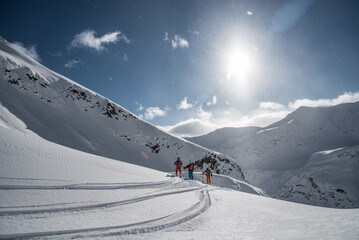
0 187 203 216
0 180 172 190
0 189 211 240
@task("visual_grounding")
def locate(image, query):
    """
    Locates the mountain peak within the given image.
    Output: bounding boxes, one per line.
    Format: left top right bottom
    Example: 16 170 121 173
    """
189 102 359 208
0 36 246 181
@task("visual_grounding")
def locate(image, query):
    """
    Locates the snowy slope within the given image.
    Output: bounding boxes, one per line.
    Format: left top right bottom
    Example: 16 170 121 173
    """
189 103 359 208
0 36 244 180
1 105 358 239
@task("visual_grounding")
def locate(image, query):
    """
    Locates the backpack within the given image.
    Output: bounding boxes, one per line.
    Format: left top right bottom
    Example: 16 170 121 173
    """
175 160 182 167
189 164 194 171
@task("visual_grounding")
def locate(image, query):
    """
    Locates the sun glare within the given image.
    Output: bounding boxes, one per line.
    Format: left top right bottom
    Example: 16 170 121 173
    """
220 43 259 98
225 47 254 80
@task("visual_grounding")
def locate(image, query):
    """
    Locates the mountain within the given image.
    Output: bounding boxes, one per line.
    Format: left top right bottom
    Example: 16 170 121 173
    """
1 37 358 238
0 37 244 180
188 103 359 208
1 106 358 239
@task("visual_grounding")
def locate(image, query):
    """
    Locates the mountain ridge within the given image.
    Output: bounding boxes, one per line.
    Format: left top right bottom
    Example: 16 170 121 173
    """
0 37 245 180
188 102 359 208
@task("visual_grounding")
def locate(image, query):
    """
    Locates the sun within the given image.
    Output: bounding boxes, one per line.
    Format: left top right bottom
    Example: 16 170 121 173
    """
225 47 253 80
219 43 259 97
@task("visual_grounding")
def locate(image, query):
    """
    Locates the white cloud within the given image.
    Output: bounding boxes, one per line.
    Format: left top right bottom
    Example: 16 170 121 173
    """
227 111 290 129
164 33 189 49
11 42 40 62
159 107 287 138
158 92 359 138
70 30 130 51
135 102 144 111
197 106 212 122
64 59 82 69
159 118 218 138
158 106 215 137
123 54 129 61
259 101 285 110
192 31 200 35
207 96 217 106
164 32 169 41
177 97 193 110
288 92 359 109
141 106 168 120
171 35 189 49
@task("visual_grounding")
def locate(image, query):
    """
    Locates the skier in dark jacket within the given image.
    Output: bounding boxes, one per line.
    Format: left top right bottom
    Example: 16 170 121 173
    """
174 157 183 177
184 162 194 180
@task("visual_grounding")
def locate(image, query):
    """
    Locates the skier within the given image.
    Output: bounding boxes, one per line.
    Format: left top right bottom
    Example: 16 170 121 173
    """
174 157 183 177
184 162 194 180
202 167 212 184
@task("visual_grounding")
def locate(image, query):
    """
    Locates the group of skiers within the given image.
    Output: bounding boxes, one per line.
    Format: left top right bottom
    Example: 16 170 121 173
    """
174 157 212 184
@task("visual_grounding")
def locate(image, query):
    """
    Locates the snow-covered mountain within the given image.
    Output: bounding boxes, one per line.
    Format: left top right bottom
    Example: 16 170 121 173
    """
1 36 358 239
188 103 359 208
1 111 357 239
0 37 244 180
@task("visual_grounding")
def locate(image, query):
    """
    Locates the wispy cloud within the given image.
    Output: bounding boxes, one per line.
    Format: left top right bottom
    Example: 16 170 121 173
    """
159 118 217 138
159 106 215 137
259 101 285 110
122 54 129 61
164 32 169 41
207 96 217 106
70 30 130 51
164 33 189 49
288 92 359 109
48 52 63 57
64 59 82 69
135 102 144 111
177 97 193 110
197 106 212 122
11 42 40 62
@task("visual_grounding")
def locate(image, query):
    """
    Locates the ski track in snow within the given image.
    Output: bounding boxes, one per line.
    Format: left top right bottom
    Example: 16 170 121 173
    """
0 179 212 239
0 179 172 190
0 186 202 216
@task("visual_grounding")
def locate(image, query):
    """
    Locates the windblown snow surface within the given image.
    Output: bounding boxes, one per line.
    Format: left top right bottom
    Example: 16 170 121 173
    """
0 105 358 239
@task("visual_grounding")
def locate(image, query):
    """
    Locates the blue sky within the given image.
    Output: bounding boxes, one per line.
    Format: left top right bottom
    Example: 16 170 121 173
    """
1 0 359 137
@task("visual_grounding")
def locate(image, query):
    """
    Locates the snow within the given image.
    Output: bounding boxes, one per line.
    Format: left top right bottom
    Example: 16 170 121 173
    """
1 123 358 239
189 103 359 208
256 126 279 134
317 147 344 155
1 37 359 239
0 37 245 181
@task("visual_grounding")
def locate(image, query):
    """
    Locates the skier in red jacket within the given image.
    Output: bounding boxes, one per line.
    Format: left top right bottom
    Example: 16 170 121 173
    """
174 157 183 177
184 162 194 180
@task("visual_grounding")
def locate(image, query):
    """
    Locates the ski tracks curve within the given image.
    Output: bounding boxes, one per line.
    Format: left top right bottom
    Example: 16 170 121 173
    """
0 178 212 239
